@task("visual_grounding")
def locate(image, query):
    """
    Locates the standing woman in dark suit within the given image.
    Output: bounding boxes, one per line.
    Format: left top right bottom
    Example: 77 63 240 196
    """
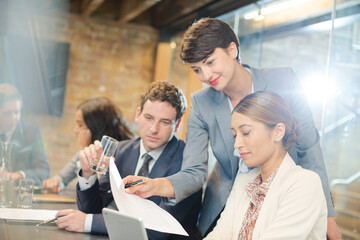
43 97 133 193
123 17 341 239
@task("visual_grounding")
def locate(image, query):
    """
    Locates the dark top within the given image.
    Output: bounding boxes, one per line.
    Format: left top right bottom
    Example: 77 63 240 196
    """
77 137 202 240
8 121 50 185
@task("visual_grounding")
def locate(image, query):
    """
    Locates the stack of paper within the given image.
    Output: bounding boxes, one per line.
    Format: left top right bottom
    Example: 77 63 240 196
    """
109 160 188 236
0 208 57 221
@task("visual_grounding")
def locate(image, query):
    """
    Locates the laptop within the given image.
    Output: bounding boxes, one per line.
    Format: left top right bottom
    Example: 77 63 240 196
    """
102 208 149 240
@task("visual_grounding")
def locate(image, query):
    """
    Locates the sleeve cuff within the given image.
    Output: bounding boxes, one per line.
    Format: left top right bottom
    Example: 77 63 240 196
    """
161 197 176 206
78 170 97 191
18 171 26 179
53 175 65 191
84 214 93 233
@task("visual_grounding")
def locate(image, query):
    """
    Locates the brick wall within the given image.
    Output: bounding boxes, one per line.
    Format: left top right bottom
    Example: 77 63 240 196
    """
170 33 191 138
28 13 159 176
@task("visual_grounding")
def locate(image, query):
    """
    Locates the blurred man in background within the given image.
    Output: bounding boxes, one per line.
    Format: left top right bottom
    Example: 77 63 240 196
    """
0 83 49 185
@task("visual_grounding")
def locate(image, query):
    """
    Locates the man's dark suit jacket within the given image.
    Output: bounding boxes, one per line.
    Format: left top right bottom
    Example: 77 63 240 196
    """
77 137 202 240
9 121 50 185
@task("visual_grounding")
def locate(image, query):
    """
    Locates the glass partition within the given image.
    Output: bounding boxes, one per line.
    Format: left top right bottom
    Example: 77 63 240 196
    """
218 0 360 238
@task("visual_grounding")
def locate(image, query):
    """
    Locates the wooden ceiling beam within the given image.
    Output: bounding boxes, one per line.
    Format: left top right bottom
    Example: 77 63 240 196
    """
151 0 215 28
82 0 105 17
157 0 258 37
118 0 160 23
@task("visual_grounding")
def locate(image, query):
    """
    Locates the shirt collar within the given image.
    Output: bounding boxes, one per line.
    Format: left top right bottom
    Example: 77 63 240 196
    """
139 139 168 161
227 71 254 112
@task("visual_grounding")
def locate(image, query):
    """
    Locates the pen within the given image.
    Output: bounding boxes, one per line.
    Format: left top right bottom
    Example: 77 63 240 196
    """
36 216 59 226
107 179 147 193
125 179 146 188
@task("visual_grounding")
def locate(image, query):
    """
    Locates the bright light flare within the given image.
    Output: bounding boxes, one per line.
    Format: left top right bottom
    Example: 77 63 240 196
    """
243 0 311 20
302 76 339 103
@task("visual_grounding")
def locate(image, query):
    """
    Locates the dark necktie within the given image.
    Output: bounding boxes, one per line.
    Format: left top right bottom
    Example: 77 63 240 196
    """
137 153 153 177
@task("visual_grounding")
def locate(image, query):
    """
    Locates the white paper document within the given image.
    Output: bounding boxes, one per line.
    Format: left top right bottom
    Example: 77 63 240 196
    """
109 160 188 236
0 208 57 221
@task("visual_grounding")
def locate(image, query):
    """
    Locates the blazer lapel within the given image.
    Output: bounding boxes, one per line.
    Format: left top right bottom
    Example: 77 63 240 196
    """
252 153 295 239
118 139 140 177
148 137 179 178
247 66 268 92
214 90 238 178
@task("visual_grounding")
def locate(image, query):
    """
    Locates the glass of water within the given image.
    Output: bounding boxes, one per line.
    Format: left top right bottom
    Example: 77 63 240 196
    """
90 135 119 175
0 141 16 208
18 178 35 208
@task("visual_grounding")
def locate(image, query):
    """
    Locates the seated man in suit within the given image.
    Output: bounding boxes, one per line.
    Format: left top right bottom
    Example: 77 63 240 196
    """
0 83 50 185
55 82 202 240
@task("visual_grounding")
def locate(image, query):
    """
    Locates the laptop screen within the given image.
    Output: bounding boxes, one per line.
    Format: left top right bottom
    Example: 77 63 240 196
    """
102 208 149 240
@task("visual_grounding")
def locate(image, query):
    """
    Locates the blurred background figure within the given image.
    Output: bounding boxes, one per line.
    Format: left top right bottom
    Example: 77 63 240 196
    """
0 83 50 185
42 97 133 193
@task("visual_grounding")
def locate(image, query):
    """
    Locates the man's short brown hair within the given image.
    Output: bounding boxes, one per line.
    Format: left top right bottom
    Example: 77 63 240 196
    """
0 83 22 107
140 82 187 120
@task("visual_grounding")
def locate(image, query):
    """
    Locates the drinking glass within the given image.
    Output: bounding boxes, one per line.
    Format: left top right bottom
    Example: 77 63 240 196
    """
18 178 35 208
90 135 119 175
0 141 16 208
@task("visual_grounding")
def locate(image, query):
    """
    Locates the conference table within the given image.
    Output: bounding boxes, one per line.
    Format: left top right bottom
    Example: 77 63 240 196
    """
0 186 109 240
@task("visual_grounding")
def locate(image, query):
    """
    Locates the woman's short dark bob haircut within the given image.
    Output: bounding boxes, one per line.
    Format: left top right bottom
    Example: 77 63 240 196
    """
180 17 240 63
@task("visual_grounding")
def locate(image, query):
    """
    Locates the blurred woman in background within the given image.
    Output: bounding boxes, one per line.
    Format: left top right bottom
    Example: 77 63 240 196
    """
43 97 133 193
